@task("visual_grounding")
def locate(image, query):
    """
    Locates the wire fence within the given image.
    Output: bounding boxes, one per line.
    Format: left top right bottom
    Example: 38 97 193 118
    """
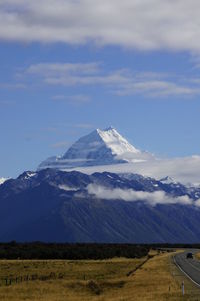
0 272 66 286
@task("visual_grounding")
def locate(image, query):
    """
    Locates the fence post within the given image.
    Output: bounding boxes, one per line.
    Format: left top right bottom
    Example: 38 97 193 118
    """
182 281 184 296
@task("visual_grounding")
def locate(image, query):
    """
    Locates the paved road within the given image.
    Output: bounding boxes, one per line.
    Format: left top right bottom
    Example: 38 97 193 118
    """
174 250 200 286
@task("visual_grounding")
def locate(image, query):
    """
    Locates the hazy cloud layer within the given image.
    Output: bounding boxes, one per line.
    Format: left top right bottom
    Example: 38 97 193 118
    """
1 0 200 53
0 83 26 89
69 156 200 186
87 184 196 206
27 63 100 76
23 62 200 97
52 94 91 104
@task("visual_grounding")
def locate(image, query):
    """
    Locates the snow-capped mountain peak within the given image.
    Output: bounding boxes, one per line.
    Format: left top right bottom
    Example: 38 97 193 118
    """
19 171 37 180
160 176 176 184
96 127 140 156
0 178 8 185
38 127 153 170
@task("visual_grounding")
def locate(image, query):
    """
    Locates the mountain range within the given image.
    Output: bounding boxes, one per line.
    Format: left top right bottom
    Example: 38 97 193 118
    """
0 167 200 242
1 127 200 243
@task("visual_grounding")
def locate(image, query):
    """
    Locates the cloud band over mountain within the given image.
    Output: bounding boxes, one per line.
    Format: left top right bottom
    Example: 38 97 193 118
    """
87 184 200 206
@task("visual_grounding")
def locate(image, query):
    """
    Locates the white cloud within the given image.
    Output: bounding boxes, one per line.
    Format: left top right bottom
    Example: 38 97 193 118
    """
130 156 200 187
0 83 26 89
27 62 100 76
87 184 195 206
67 156 200 186
23 62 200 97
52 94 91 104
195 199 200 207
1 0 200 53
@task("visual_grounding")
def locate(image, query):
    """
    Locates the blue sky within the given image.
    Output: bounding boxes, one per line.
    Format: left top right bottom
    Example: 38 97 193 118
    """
1 0 200 177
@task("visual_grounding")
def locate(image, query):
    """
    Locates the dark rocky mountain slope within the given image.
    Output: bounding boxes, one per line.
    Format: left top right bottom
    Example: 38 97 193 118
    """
1 169 200 243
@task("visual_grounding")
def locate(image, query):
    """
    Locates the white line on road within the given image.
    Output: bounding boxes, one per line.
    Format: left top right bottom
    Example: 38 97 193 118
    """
173 255 200 288
185 258 200 273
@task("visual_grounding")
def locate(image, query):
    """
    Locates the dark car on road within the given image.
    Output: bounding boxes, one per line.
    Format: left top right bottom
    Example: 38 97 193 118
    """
186 252 193 259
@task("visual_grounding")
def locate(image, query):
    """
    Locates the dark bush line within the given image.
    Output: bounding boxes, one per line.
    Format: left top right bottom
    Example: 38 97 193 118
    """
0 242 149 260
0 242 198 260
150 243 200 250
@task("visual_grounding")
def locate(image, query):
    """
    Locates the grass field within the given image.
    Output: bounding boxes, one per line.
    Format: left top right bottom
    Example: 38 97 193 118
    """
195 252 200 260
0 250 199 301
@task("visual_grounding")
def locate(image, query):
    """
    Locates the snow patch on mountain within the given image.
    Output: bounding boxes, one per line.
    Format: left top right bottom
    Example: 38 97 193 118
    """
24 172 37 179
0 178 8 185
160 176 176 184
97 127 139 156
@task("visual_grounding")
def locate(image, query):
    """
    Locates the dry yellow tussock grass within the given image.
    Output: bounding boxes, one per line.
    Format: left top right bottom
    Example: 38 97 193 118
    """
195 252 200 260
0 250 199 301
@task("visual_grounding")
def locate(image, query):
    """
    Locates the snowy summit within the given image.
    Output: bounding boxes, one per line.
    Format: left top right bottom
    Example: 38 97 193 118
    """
38 127 152 170
0 178 8 185
159 176 176 185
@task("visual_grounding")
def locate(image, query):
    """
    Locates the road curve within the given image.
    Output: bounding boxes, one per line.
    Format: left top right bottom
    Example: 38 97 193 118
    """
174 250 200 286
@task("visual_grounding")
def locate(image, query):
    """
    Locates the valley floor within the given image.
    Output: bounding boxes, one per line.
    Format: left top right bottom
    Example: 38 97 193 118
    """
0 250 199 301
